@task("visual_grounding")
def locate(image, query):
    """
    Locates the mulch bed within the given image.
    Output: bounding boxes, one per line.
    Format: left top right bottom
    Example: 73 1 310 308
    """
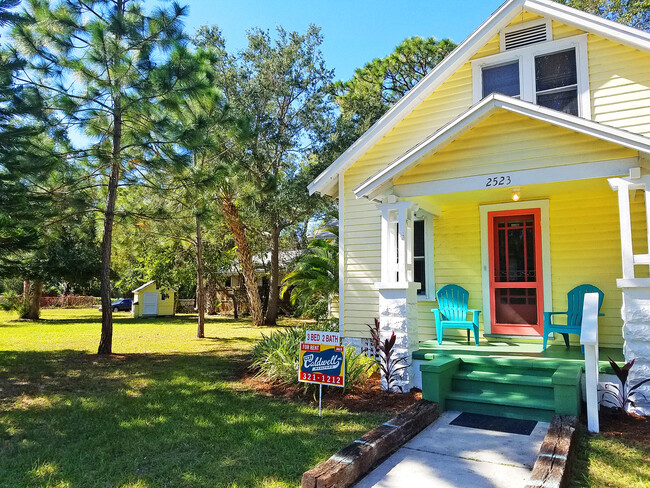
595 407 650 445
243 372 422 414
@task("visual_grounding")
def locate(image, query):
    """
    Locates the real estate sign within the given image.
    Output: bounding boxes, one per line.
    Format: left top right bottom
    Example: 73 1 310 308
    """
304 330 340 345
299 343 345 388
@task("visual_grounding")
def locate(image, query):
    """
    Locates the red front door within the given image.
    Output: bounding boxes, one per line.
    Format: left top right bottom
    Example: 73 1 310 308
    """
488 209 543 336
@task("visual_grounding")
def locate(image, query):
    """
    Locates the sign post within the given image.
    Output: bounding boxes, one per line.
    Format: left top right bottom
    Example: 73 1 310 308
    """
299 332 344 416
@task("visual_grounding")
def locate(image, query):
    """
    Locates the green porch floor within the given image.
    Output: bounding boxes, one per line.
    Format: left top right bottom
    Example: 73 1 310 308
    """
413 339 624 373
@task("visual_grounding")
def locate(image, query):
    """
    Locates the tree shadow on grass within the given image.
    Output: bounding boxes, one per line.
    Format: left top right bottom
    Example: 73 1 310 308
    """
0 350 387 488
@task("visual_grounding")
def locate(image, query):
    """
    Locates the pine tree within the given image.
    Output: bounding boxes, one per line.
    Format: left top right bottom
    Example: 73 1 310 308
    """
13 0 201 352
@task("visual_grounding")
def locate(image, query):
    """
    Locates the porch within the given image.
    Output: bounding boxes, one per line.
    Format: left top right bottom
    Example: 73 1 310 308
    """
413 340 624 422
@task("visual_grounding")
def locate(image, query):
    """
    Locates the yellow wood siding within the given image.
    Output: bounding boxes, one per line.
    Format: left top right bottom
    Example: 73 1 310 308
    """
589 35 650 136
395 111 637 185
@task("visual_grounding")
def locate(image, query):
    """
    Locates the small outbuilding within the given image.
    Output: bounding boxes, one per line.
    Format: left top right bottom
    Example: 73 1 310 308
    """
132 281 176 318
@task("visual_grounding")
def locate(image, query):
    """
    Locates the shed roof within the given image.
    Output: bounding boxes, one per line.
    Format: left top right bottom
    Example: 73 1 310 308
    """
132 280 177 293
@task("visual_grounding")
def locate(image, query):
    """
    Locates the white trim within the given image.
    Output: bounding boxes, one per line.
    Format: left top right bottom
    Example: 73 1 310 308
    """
479 200 552 336
354 94 650 200
338 175 345 337
500 18 552 52
394 158 637 198
414 210 436 301
472 34 591 119
308 0 650 197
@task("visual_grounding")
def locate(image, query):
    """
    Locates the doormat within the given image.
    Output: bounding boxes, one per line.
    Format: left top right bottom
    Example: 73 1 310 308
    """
450 412 537 435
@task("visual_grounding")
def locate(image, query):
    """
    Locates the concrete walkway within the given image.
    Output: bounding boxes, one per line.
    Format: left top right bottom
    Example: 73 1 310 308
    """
354 411 548 488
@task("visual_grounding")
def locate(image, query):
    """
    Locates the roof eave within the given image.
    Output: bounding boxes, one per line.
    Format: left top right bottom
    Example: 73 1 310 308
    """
308 0 650 197
354 94 650 199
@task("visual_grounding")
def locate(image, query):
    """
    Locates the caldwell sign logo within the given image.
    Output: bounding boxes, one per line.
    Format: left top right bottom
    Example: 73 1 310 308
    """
299 343 345 387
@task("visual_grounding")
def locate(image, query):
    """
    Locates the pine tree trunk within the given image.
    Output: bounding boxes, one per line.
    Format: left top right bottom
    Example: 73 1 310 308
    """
221 197 263 327
98 93 122 355
195 214 205 338
264 227 280 325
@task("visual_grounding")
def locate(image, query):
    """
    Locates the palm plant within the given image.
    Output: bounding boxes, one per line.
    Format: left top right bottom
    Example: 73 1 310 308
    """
281 225 338 321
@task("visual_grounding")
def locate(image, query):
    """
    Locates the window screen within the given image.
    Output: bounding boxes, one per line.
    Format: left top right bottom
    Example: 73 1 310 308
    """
482 61 520 98
535 49 578 115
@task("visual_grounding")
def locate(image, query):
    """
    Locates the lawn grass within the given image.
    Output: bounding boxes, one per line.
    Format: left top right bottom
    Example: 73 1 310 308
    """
0 309 390 488
570 427 650 488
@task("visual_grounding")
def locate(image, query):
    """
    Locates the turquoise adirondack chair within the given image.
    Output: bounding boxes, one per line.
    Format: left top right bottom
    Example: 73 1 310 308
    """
542 284 604 351
431 284 480 346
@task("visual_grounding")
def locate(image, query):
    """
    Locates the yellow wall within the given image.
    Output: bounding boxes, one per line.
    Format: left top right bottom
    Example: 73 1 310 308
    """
133 282 176 318
417 182 639 348
396 111 636 185
340 13 650 341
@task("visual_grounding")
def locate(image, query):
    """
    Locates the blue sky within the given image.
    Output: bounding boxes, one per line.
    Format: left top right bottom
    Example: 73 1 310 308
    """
171 0 506 81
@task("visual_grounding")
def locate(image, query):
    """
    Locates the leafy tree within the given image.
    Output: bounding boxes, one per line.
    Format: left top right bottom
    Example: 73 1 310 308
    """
556 0 650 31
330 36 456 141
13 0 203 352
281 225 338 322
195 25 335 326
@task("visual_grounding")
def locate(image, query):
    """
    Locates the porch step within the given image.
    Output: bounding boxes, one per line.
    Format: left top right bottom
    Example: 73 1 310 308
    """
452 370 553 398
445 390 555 422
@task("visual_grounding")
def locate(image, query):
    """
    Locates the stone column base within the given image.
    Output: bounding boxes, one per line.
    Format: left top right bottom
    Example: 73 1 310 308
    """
376 281 420 392
621 286 650 416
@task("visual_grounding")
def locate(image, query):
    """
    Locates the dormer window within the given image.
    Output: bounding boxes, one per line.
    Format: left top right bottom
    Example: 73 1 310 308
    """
472 34 590 118
534 49 578 115
482 61 520 98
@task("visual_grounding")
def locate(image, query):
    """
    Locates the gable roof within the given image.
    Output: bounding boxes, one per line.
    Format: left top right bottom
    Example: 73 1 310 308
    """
353 93 650 200
132 280 177 293
308 0 650 197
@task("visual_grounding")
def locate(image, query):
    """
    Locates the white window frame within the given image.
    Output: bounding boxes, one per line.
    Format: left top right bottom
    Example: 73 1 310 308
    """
499 18 552 53
472 34 591 119
414 210 435 301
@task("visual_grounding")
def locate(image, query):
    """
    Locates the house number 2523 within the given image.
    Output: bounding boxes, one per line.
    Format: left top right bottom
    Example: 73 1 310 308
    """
485 175 511 187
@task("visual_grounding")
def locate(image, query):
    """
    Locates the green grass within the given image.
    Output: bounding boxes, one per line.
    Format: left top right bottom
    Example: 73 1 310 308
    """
0 309 390 488
570 428 650 488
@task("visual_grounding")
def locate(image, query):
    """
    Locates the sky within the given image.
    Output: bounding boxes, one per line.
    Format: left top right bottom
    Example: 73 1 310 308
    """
170 0 507 81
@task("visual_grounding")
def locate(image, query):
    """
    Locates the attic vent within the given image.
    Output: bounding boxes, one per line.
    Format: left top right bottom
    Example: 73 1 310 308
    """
504 23 548 50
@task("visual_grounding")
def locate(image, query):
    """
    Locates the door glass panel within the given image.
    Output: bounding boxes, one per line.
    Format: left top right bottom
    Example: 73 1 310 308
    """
495 288 538 324
494 216 536 282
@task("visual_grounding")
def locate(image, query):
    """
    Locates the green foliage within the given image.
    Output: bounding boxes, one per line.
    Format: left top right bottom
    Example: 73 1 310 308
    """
555 0 650 31
329 36 456 143
281 225 338 321
251 323 376 392
601 357 650 414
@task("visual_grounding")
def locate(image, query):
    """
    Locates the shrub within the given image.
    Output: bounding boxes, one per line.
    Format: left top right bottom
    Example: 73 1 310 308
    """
250 324 376 392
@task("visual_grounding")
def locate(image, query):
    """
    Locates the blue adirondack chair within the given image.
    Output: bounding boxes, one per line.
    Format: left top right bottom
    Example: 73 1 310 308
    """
431 284 480 346
542 284 604 351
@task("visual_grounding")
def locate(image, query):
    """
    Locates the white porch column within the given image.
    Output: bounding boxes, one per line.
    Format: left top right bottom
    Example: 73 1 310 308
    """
609 174 650 416
376 198 420 392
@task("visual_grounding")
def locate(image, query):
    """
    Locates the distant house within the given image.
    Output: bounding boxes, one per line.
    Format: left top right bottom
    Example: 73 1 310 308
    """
216 250 303 316
132 281 176 318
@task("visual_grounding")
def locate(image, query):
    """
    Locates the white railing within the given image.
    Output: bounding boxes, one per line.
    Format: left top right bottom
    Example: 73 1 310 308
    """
580 292 600 433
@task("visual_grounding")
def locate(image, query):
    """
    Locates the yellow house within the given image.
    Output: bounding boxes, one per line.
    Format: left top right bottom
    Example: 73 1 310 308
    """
132 281 176 318
310 0 650 419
